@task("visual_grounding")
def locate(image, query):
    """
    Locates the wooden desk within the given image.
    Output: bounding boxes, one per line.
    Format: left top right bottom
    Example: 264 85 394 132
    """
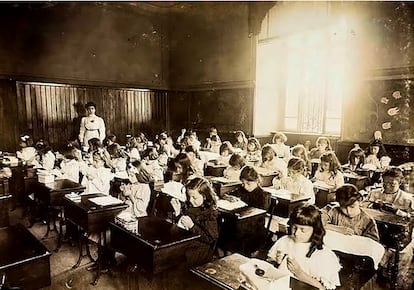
110 216 200 274
218 206 267 254
33 179 86 240
343 172 369 190
313 185 336 208
63 193 127 285
264 187 310 218
191 253 318 290
209 177 242 198
0 224 51 290
205 163 227 177
0 194 12 228
363 207 413 249
34 179 85 206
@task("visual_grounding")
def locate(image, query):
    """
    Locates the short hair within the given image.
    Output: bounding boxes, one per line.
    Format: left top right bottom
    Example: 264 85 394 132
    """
336 184 361 207
272 132 288 143
185 177 218 209
240 165 259 182
288 205 325 257
229 153 246 168
382 166 404 180
19 134 34 147
107 143 122 158
85 101 96 109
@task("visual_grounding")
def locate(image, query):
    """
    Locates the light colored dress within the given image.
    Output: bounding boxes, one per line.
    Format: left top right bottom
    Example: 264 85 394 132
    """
314 170 344 188
268 235 341 290
16 147 37 165
79 115 106 147
275 174 315 204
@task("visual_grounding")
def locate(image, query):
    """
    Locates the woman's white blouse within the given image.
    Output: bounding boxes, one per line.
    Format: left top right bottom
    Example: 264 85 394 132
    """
268 235 341 290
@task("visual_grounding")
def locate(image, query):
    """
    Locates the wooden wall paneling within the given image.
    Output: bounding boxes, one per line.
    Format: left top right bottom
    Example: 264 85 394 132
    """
0 80 19 151
15 83 26 136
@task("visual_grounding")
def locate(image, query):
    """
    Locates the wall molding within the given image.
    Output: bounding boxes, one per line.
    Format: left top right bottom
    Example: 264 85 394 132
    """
170 80 254 91
368 66 414 80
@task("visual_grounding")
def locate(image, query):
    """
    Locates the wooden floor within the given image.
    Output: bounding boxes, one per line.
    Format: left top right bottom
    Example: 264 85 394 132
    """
7 207 414 290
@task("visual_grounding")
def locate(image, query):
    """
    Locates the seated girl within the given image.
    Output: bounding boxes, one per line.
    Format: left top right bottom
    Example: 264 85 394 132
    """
233 130 248 152
125 136 141 162
16 134 37 166
223 153 246 181
342 147 365 173
245 137 262 165
365 167 413 217
107 143 128 179
216 141 234 165
322 184 379 241
59 147 81 183
267 205 341 290
205 135 221 154
273 157 315 204
309 137 332 160
270 132 290 162
81 152 114 195
185 145 205 176
35 140 56 171
229 165 271 211
170 177 219 265
314 152 344 189
167 152 197 184
291 144 312 177
260 145 287 178
141 147 164 182
364 139 389 170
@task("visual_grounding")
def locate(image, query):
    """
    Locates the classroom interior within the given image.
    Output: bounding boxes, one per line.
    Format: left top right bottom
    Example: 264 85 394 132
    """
1 1 414 290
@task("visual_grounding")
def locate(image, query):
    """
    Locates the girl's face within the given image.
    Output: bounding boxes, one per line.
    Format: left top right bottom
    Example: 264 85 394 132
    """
236 135 243 143
320 161 330 172
241 179 258 192
383 176 400 194
136 137 142 143
175 163 183 174
187 152 196 161
93 157 105 168
86 106 96 116
247 143 255 152
221 150 229 157
353 156 361 165
275 138 282 144
317 142 328 152
291 224 313 243
19 141 27 148
371 146 380 155
187 189 204 207
288 168 301 179
340 200 361 218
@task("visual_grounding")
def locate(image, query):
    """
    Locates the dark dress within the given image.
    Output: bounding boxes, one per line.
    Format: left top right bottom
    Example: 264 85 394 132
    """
230 186 271 211
181 205 219 266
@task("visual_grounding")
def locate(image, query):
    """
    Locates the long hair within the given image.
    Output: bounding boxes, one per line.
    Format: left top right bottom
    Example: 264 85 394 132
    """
173 152 195 182
240 165 260 182
347 147 365 168
320 151 341 177
247 137 261 152
229 153 246 168
261 145 276 162
336 184 361 207
288 205 325 257
291 144 309 164
185 177 218 210
315 137 332 151
234 131 248 149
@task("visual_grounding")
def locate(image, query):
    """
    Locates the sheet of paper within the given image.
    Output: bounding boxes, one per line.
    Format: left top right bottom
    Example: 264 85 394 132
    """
89 196 124 206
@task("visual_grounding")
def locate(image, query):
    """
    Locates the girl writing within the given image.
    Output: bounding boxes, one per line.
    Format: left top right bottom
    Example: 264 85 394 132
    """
233 130 248 151
260 145 287 178
309 137 332 160
245 137 261 166
223 153 246 181
273 157 315 204
314 152 344 189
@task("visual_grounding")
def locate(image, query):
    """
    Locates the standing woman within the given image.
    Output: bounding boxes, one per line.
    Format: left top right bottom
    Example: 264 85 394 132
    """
79 102 106 151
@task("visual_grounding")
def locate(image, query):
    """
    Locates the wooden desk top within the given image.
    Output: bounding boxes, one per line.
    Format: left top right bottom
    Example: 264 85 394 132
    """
363 207 412 227
64 193 127 214
37 179 85 192
110 216 200 249
0 224 50 270
192 253 318 290
219 206 267 220
192 253 248 290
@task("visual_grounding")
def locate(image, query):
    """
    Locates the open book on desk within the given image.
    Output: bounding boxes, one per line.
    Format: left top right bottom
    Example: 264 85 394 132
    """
217 199 247 211
89 196 124 207
313 180 335 192
210 177 241 185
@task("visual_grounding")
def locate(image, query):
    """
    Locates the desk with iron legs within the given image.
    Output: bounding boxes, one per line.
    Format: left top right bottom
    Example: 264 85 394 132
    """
63 193 127 285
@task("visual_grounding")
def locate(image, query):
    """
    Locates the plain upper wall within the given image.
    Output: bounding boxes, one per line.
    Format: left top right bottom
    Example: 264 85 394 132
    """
167 2 254 89
0 2 169 88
